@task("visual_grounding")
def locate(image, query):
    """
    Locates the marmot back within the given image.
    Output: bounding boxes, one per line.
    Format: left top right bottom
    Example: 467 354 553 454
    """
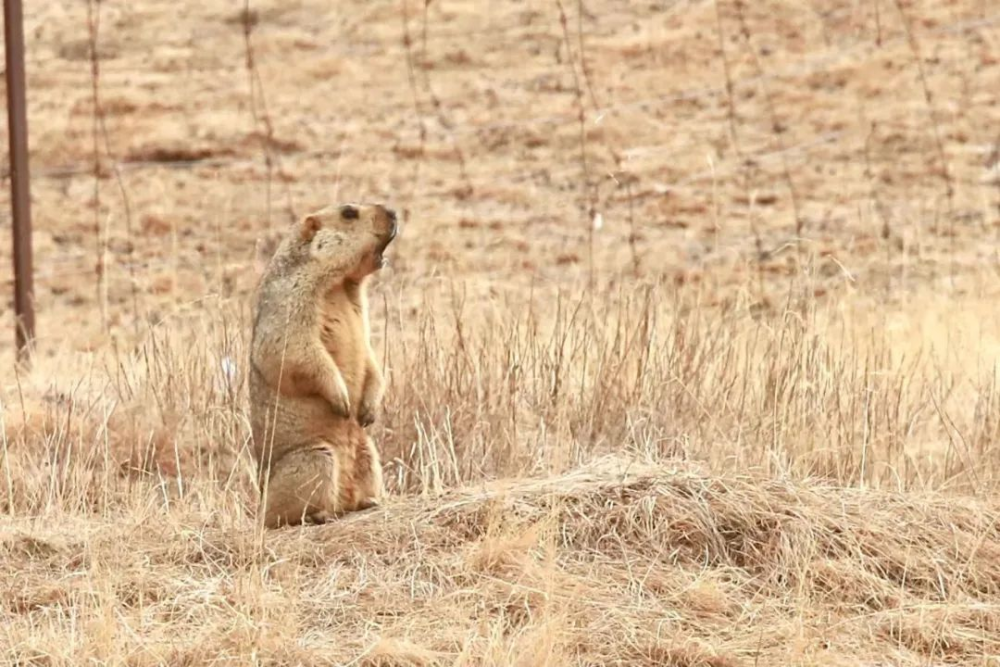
248 203 397 528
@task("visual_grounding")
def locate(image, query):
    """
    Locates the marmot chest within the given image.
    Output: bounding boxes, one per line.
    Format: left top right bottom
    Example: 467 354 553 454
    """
317 293 368 401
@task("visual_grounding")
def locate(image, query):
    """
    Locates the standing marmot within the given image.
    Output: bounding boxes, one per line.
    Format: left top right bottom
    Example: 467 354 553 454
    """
248 203 397 528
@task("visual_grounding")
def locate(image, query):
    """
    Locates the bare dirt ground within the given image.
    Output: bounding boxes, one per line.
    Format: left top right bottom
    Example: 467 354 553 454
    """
0 0 998 353
2 0 1000 664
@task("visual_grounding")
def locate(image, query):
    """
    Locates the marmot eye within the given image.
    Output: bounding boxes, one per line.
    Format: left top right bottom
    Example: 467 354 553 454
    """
341 205 359 220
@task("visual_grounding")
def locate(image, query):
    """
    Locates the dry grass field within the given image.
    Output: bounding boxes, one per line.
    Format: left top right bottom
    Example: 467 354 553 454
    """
2 0 1000 664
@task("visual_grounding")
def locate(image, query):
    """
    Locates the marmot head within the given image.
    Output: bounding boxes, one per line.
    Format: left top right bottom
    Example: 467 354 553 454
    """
299 203 398 282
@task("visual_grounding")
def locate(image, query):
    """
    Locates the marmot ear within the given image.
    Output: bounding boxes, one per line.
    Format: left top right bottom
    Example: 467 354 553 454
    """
299 215 322 242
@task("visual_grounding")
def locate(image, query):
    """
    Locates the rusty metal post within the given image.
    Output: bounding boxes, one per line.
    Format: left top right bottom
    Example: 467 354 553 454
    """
4 0 35 362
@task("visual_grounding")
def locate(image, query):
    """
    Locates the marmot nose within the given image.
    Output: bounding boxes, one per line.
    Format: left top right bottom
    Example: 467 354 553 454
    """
383 206 398 238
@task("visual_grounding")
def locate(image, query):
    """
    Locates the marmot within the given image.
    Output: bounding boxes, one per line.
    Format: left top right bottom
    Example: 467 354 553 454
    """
248 202 397 528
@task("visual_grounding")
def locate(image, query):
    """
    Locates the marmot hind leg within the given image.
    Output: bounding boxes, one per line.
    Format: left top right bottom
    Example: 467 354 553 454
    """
352 434 385 511
260 447 344 529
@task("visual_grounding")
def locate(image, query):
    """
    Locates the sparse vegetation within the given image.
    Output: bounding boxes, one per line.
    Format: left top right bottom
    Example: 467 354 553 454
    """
2 0 1000 664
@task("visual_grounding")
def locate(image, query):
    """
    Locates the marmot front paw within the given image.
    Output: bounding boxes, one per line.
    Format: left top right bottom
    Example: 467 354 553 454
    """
357 403 377 427
327 390 352 419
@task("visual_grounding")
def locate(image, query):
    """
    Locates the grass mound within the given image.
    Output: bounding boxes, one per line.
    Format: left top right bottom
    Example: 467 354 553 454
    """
4 457 999 665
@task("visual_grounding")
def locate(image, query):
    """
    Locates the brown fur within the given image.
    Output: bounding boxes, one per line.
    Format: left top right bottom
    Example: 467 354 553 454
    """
248 203 396 528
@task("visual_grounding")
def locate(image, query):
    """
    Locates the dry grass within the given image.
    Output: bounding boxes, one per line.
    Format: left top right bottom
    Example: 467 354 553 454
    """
4 292 1000 664
2 455 999 665
2 0 1000 664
